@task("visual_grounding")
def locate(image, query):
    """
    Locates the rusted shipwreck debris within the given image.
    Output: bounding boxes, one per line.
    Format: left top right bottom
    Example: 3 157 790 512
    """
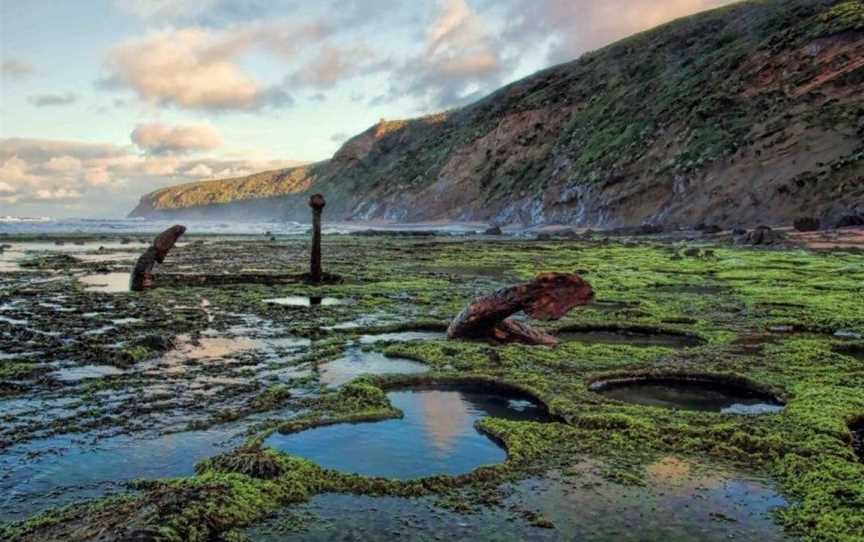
131 196 342 291
448 272 594 346
130 225 186 291
302 193 341 285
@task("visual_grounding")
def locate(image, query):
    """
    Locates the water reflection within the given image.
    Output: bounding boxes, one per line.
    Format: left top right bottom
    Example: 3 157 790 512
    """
77 273 131 293
318 348 428 388
264 296 347 307
264 388 551 479
592 379 784 414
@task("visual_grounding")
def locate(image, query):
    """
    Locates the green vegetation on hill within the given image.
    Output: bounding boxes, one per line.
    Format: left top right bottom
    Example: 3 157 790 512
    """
131 0 864 227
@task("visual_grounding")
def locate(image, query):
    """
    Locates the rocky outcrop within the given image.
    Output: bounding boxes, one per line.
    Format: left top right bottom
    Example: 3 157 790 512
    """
130 0 864 228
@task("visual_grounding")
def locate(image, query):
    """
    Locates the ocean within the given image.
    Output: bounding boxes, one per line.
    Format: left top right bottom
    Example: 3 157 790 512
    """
0 217 486 237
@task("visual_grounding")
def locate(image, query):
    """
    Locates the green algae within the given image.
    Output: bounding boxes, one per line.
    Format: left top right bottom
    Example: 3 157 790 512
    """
3 235 864 541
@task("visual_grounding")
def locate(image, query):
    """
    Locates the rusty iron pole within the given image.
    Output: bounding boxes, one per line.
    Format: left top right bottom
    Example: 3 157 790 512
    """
309 194 326 283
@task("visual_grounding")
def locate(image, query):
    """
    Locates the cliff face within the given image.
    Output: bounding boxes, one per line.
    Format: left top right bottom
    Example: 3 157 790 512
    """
130 0 864 227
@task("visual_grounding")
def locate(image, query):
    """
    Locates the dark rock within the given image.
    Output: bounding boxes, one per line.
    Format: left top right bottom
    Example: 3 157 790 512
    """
823 204 864 229
484 225 503 235
135 334 175 352
835 214 864 229
352 229 437 237
732 228 747 236
536 232 553 241
683 248 702 258
701 225 723 234
793 217 821 232
736 225 787 246
636 224 665 235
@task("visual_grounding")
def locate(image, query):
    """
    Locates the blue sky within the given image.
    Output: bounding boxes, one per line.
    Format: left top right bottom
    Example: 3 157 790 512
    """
0 0 732 218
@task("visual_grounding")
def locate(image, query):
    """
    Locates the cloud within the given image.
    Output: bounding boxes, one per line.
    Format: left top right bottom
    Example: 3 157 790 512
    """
329 132 349 143
290 44 390 90
102 28 266 111
1 59 34 79
113 0 220 20
131 122 223 155
27 92 78 107
0 137 301 213
499 0 733 64
100 23 334 111
390 0 508 108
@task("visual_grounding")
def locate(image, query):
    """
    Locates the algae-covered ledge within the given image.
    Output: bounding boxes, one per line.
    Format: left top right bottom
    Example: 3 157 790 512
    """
1 235 864 541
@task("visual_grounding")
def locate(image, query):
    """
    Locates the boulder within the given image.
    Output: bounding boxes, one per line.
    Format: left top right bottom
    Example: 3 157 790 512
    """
735 225 786 246
823 204 864 229
484 225 503 235
793 217 821 232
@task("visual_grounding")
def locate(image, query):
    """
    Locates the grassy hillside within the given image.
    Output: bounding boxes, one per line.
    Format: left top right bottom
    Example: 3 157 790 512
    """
131 0 864 227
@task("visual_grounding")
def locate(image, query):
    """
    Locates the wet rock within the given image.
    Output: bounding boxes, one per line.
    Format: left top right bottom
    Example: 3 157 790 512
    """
794 217 821 232
135 334 175 352
636 224 666 235
352 230 437 237
699 224 723 234
484 225 503 235
824 204 864 229
735 226 787 246
682 248 701 258
196 448 287 479
448 272 594 346
835 214 864 229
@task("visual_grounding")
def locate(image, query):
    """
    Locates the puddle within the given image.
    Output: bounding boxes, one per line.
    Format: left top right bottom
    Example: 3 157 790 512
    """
357 330 445 344
590 377 784 415
76 252 138 263
318 348 429 387
851 420 864 463
50 365 124 382
264 296 348 307
558 327 704 348
246 493 556 542
0 427 246 522
0 261 25 273
77 273 130 293
246 457 791 542
264 387 552 479
502 457 791 541
426 265 513 279
836 344 864 361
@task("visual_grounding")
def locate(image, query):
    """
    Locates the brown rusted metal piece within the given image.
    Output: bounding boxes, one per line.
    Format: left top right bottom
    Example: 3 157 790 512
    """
130 225 186 291
309 194 326 284
447 272 594 345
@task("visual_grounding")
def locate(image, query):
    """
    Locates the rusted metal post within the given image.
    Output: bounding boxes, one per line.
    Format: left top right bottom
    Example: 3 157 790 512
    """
309 194 326 283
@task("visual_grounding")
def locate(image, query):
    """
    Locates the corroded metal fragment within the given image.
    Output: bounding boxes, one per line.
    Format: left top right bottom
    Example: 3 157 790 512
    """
130 225 186 291
448 272 594 345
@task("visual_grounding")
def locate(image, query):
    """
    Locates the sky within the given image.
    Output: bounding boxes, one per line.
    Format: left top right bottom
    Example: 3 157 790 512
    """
0 0 733 218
